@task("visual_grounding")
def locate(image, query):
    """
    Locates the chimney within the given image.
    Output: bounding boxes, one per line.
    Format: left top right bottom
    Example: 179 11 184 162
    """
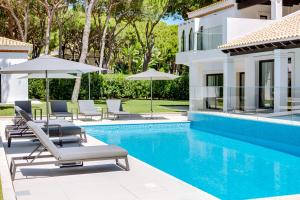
271 0 283 20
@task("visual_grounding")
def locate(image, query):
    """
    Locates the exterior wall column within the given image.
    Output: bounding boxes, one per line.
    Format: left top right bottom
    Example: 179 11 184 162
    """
189 63 205 111
271 0 283 20
293 48 300 99
223 56 236 112
274 49 288 112
245 56 256 111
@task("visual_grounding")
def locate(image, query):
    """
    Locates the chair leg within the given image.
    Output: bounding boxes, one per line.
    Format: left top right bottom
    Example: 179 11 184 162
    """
10 160 16 180
125 157 130 171
116 157 130 171
8 137 12 148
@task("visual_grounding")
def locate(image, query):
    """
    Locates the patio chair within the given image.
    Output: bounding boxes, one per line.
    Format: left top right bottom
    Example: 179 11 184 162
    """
10 121 129 180
78 100 103 120
50 100 73 121
6 107 86 147
13 101 32 125
106 99 129 119
15 101 32 117
6 107 35 146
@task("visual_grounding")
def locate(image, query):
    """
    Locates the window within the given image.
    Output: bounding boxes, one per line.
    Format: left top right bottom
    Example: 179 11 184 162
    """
197 26 203 50
259 60 274 109
260 15 268 19
181 30 185 52
206 74 223 110
0 74 1 103
189 28 194 51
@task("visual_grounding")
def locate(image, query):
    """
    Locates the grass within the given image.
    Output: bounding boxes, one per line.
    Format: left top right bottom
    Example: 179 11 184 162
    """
0 99 189 116
0 179 2 200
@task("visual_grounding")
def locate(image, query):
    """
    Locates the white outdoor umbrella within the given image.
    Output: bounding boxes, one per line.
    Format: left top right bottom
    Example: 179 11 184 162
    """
19 73 78 79
0 55 99 134
127 68 179 118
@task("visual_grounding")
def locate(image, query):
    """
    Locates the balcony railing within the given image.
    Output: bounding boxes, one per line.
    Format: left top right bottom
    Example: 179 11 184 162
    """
196 26 223 51
190 86 300 119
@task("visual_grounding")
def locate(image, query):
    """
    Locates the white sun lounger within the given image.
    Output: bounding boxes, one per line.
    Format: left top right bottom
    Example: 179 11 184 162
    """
106 99 129 119
10 121 129 180
78 100 103 120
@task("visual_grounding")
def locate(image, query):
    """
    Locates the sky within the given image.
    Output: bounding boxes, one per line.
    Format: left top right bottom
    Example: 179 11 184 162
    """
162 15 184 25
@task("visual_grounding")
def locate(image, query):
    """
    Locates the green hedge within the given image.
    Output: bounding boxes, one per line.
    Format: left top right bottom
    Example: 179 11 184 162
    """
29 73 189 100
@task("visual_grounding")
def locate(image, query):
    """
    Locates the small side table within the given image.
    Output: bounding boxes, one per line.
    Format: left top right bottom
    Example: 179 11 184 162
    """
33 108 43 120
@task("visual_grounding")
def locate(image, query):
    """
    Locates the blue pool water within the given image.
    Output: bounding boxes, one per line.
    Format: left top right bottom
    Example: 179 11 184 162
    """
84 116 300 199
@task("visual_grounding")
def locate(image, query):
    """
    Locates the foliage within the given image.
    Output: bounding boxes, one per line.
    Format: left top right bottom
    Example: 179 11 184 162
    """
0 178 2 200
28 73 189 100
0 0 210 74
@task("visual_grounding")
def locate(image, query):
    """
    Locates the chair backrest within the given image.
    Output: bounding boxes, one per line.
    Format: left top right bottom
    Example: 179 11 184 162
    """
18 109 33 122
106 99 122 112
27 121 61 160
78 100 97 113
50 100 68 113
15 101 32 115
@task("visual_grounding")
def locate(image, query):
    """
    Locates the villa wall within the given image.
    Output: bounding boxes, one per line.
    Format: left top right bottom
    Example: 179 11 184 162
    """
0 52 28 103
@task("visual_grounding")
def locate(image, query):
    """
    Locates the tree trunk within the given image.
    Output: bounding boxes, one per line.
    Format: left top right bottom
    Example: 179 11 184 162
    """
71 0 96 102
98 8 111 70
44 15 52 55
143 50 151 71
12 12 25 41
24 4 29 42
57 17 63 58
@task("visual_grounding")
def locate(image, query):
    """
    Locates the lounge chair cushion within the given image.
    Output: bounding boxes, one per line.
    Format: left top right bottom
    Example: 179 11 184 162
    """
111 111 129 115
39 120 83 137
15 101 32 115
50 101 69 113
106 99 122 113
78 100 101 116
58 145 128 161
52 112 73 117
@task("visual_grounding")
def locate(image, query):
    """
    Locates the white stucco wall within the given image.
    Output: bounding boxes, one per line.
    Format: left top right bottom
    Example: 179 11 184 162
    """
225 18 274 42
0 52 29 103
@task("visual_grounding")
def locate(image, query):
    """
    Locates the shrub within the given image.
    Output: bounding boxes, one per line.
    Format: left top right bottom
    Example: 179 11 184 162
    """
29 73 189 100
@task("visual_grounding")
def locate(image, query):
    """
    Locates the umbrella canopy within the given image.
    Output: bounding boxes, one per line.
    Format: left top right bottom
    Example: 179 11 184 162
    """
127 68 179 80
0 55 99 74
18 73 78 79
0 55 99 134
127 69 179 118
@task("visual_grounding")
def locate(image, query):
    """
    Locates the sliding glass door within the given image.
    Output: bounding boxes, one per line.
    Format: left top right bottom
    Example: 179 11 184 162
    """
259 60 274 109
206 74 223 110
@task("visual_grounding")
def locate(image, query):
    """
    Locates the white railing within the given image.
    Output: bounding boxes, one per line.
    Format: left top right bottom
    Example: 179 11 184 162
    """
190 86 300 120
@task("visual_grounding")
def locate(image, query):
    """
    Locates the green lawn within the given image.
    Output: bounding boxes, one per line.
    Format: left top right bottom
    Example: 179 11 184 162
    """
0 179 2 200
0 99 189 116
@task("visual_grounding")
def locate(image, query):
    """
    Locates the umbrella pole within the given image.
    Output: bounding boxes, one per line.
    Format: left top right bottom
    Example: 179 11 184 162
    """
151 78 153 119
46 70 49 135
88 73 91 100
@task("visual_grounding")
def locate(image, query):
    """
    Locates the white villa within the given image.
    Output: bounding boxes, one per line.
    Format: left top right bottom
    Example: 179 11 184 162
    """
0 37 31 103
177 0 300 113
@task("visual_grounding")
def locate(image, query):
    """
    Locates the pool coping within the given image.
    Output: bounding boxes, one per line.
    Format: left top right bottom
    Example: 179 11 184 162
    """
0 137 16 200
189 111 300 127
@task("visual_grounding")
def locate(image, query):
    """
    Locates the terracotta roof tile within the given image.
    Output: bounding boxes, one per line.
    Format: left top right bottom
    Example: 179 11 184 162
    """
0 37 32 48
219 11 300 49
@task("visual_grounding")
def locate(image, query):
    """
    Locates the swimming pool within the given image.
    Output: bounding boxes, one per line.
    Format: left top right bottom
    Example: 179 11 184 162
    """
84 114 300 199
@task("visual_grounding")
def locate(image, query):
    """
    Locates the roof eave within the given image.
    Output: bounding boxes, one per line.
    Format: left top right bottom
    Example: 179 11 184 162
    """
0 45 32 52
187 0 235 19
219 36 300 50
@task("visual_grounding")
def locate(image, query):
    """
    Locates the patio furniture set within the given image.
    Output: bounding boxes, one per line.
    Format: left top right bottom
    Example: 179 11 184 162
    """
5 100 131 180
